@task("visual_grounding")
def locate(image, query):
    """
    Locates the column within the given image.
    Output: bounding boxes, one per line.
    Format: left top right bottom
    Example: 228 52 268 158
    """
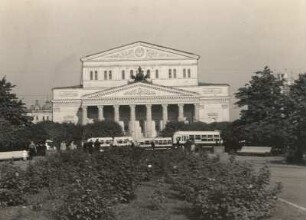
194 103 200 122
162 104 168 124
98 105 104 121
178 103 184 121
146 104 152 121
130 104 136 122
82 105 88 125
114 105 120 122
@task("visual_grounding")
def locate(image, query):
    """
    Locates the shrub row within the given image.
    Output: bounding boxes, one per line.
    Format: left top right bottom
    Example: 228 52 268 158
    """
167 153 281 220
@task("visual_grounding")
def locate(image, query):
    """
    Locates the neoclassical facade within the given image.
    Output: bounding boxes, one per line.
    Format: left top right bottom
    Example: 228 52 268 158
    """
52 42 230 139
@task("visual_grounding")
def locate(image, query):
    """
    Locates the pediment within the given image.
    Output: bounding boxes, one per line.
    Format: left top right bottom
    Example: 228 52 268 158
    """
81 41 199 62
83 82 199 99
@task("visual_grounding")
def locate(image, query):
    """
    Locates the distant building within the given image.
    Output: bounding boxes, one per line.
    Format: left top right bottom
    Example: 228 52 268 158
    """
27 100 53 123
275 72 295 95
52 41 230 139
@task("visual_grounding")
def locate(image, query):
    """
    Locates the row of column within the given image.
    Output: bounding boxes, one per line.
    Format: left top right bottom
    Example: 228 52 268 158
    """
82 103 200 125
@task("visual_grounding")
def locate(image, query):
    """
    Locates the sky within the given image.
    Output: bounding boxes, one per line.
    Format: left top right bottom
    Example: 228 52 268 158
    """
1 0 306 120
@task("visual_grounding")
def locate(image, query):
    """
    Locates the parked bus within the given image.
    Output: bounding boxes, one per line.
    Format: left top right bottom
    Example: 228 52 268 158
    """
113 136 134 147
137 137 173 150
173 131 222 147
88 137 113 148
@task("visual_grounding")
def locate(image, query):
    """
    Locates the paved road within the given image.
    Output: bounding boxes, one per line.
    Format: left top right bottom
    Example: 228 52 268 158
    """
236 156 306 209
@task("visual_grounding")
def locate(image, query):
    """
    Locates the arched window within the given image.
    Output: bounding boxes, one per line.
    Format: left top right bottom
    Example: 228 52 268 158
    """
188 69 191 78
173 69 177 78
122 70 125 80
94 70 98 80
183 69 186 78
146 70 150 78
169 69 172 78
130 70 133 78
155 69 159 79
90 71 93 80
109 70 112 80
104 71 107 80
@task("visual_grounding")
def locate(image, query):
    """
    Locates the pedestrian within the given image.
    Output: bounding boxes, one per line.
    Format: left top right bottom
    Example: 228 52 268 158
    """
88 139 94 154
28 141 37 160
60 141 67 151
151 141 155 151
191 140 196 152
69 141 77 150
94 139 100 152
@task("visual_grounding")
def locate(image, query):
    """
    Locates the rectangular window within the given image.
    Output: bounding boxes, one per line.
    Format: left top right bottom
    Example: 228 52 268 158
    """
188 69 191 78
95 71 98 80
104 71 107 80
183 69 186 78
122 70 125 80
155 70 159 79
90 71 93 80
109 71 112 80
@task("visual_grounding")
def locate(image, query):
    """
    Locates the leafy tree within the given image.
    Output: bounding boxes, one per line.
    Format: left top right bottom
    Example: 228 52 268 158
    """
0 77 30 126
235 66 288 147
286 73 306 162
82 120 123 139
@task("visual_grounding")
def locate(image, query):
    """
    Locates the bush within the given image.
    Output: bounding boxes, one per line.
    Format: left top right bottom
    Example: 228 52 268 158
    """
168 152 281 220
0 164 27 207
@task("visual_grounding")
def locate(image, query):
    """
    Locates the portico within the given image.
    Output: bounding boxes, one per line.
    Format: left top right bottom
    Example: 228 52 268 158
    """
80 82 200 138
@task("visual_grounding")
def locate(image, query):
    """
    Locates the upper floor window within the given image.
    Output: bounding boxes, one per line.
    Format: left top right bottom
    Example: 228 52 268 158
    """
188 69 191 78
146 70 150 78
130 70 133 78
169 69 172 78
90 71 93 80
183 69 186 78
173 69 177 78
109 70 112 80
104 71 107 80
43 116 45 121
155 70 159 79
94 70 98 80
122 70 125 80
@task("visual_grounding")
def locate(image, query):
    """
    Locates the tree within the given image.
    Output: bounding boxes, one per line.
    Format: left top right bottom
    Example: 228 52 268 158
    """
0 77 31 126
235 67 288 147
0 77 32 151
286 73 306 162
82 120 124 139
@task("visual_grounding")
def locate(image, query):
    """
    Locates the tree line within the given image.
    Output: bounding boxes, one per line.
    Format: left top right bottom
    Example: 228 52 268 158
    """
1 68 306 162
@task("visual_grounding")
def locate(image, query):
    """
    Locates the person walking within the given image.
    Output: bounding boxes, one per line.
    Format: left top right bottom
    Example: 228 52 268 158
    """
28 141 37 160
151 141 155 151
94 139 100 152
60 141 67 151
88 139 94 154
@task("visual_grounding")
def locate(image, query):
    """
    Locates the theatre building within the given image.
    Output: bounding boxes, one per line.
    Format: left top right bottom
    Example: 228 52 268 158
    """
52 41 230 139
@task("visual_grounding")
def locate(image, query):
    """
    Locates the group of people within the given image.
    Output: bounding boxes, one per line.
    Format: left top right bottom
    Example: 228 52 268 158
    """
175 138 196 152
28 141 48 160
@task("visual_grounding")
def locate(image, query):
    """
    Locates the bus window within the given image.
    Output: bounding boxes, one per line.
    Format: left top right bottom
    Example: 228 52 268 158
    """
189 135 194 140
195 135 201 140
208 135 213 141
145 141 150 145
201 135 207 141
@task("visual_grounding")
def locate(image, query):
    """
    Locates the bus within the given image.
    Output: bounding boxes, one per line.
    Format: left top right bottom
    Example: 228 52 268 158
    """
173 131 222 147
137 137 173 150
88 137 113 148
113 136 134 147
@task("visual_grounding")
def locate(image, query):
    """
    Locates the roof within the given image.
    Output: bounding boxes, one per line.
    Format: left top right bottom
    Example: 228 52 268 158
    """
198 82 230 86
52 85 83 90
81 41 200 61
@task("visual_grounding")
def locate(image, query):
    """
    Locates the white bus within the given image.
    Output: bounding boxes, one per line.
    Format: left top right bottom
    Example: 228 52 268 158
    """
113 136 134 147
173 131 222 147
88 137 113 148
137 137 173 150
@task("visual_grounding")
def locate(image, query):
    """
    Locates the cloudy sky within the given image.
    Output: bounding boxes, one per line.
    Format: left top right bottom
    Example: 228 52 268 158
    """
1 0 305 119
